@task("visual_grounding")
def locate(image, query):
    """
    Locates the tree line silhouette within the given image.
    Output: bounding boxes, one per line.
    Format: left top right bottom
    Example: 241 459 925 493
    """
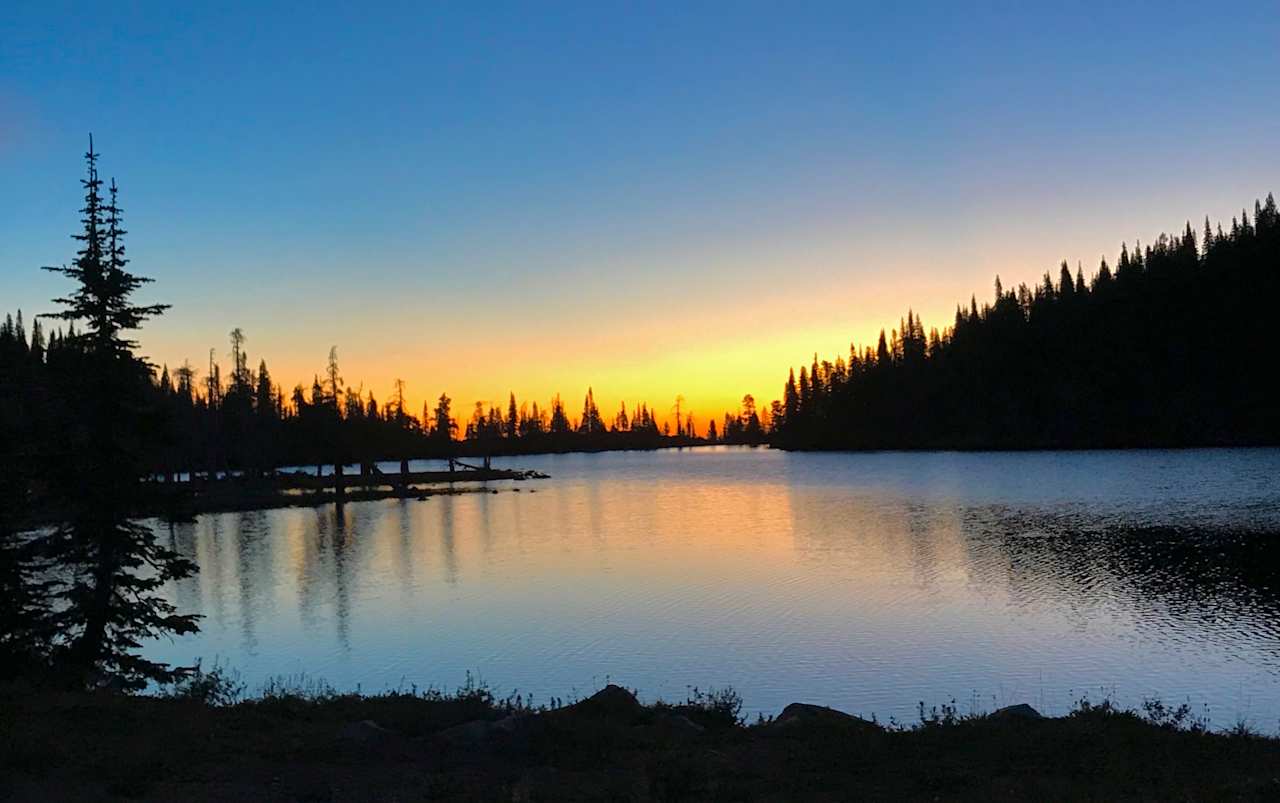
2 314 782 479
770 196 1280 450
4 297 779 493
0 319 775 485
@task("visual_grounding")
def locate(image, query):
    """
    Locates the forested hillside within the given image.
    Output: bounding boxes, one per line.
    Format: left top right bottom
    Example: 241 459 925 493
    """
771 196 1280 450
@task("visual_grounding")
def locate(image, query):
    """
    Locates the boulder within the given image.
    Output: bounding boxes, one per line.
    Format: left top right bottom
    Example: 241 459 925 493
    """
561 684 644 721
990 703 1044 720
772 703 880 732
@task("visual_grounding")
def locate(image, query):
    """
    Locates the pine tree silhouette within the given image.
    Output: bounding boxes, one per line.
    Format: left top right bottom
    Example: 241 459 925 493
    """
37 137 198 689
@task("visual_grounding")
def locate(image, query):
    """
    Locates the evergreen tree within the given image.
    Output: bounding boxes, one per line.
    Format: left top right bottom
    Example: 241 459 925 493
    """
38 138 198 688
325 347 342 410
740 394 763 442
549 394 571 434
578 387 604 434
433 392 455 442
783 368 799 427
255 360 275 417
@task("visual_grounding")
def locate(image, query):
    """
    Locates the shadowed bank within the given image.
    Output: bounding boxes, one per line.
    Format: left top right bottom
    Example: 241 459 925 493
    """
3 679 1278 801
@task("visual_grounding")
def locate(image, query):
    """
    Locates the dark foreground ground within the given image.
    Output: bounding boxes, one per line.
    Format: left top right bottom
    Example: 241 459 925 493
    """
3 682 1279 802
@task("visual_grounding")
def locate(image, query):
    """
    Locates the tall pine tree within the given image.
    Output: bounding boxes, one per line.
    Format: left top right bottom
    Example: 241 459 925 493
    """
38 137 198 689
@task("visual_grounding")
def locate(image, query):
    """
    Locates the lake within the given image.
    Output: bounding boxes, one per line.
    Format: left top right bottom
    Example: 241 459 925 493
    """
145 447 1280 727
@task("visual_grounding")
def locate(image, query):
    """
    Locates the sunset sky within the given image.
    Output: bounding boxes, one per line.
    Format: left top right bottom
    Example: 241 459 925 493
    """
3 2 1278 428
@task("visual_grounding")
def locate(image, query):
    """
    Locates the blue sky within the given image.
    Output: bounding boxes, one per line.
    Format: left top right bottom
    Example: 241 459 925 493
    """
3 1 1278 418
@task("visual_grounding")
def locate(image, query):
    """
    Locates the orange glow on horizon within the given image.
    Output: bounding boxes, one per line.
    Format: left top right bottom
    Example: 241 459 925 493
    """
144 287 971 436
138 204 1217 435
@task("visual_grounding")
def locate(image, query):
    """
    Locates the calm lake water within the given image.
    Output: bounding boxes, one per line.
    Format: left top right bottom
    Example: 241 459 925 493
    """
146 447 1280 726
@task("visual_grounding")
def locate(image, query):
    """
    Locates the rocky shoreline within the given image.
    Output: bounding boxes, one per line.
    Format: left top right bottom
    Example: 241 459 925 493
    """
4 682 1278 801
